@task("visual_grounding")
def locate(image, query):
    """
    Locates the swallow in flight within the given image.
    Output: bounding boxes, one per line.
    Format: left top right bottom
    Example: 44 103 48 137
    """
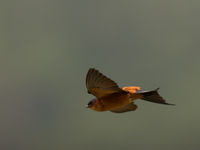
86 68 174 113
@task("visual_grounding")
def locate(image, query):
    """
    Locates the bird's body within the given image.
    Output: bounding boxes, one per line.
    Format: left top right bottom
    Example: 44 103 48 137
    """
93 91 131 111
86 68 174 113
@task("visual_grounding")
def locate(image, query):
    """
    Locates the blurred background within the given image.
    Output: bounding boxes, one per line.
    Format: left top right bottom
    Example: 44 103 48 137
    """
1 0 200 150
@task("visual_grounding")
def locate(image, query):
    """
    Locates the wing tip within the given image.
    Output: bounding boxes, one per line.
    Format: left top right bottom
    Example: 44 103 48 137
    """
88 68 98 72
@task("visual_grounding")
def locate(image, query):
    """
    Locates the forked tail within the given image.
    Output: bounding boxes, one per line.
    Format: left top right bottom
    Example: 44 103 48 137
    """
138 88 175 105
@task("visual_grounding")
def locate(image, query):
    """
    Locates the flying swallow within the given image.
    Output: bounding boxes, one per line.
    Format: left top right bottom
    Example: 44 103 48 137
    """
86 68 174 113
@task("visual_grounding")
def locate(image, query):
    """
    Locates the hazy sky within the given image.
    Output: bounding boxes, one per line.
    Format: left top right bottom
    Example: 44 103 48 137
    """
1 0 200 150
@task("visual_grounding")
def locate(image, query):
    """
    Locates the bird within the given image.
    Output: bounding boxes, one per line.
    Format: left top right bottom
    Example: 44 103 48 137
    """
86 68 174 113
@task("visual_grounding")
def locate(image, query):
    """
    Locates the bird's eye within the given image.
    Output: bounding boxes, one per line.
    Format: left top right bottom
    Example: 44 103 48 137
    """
88 101 93 106
88 99 96 106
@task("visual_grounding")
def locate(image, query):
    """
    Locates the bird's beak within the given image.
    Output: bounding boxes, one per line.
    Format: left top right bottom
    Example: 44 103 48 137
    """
85 105 89 108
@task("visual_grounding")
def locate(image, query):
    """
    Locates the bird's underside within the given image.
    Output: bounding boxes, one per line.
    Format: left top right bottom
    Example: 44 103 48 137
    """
86 68 174 113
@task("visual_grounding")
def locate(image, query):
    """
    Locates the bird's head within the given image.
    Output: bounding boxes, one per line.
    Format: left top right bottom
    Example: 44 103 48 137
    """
86 98 96 108
86 98 103 111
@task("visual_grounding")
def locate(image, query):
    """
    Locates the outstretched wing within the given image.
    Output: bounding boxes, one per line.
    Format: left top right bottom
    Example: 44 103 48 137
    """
110 103 138 113
86 68 122 99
